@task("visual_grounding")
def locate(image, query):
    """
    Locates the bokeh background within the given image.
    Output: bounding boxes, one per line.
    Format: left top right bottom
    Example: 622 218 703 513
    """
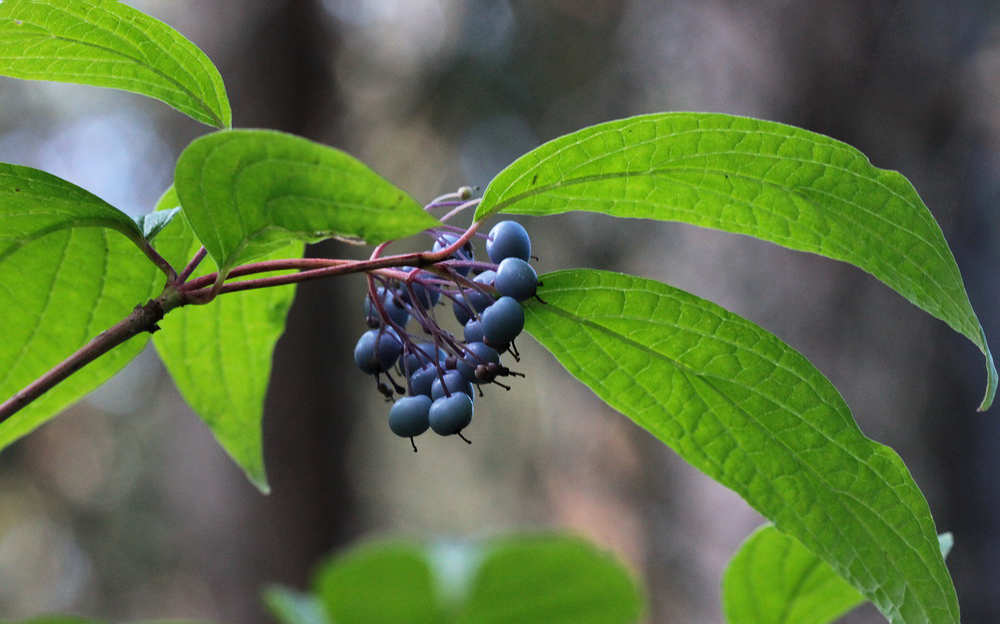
1 0 999 622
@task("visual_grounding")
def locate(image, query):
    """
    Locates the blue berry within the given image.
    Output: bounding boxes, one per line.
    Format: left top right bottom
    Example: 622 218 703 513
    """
364 286 410 327
433 233 474 276
401 269 441 309
463 319 484 344
431 370 475 400
464 270 497 313
354 328 403 374
404 342 445 373
429 394 474 436
487 220 531 263
457 342 501 383
494 258 538 301
409 364 438 397
481 296 524 346
452 298 474 325
388 395 432 437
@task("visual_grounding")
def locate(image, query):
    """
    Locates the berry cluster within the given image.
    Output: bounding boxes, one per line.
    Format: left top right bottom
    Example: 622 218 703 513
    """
353 220 538 449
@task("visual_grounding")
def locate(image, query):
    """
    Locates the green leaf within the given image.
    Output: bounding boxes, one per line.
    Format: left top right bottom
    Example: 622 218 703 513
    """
135 207 181 242
0 0 231 128
524 269 957 624
0 162 146 261
0 172 163 452
722 524 865 624
722 526 956 624
174 129 440 279
311 534 644 624
151 188 300 493
461 535 644 624
479 112 995 410
263 585 331 624
314 540 442 624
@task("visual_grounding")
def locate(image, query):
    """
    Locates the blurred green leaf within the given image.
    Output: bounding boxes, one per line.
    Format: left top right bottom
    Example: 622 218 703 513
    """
263 585 331 624
151 188 300 492
0 0 231 127
480 112 995 410
314 540 442 624
0 170 163 451
524 269 957 624
460 535 644 624
174 129 439 279
310 534 643 624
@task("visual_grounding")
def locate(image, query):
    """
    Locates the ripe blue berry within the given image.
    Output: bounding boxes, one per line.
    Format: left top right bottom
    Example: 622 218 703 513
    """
452 298 474 326
431 370 475 400
364 286 410 327
494 257 538 301
404 342 446 374
464 270 497 313
433 233 474 276
409 364 438 397
354 328 403 374
457 342 501 383
401 269 441 309
463 319 484 344
429 393 474 435
487 220 531 263
480 296 524 346
388 395 432 437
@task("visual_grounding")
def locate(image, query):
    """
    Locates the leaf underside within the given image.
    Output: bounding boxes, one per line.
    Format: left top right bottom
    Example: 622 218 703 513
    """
524 269 957 624
0 226 162 452
479 112 995 410
151 188 301 492
174 129 440 279
0 0 231 127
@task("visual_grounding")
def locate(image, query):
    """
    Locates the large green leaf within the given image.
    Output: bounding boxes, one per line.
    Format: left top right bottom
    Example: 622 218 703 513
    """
722 525 955 624
151 188 301 493
0 169 163 451
0 163 145 260
174 129 440 279
524 269 956 624
311 535 643 624
0 0 231 128
478 112 995 410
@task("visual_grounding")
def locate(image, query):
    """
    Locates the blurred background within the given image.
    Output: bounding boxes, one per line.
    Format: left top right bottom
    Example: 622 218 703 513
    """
1 0 998 622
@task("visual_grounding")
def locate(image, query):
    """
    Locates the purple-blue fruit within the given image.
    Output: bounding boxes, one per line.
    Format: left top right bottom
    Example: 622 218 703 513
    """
354 328 403 374
431 370 475 400
429 394 474 435
457 342 501 383
494 257 537 301
388 395 432 437
486 220 531 263
481 297 524 346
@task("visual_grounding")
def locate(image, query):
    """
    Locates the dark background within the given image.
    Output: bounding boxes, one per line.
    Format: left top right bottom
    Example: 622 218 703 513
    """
0 1 998 622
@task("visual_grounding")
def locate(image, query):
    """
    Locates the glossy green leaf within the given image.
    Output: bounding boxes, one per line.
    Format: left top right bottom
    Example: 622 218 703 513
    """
135 206 181 241
0 0 231 127
524 269 956 624
314 540 442 624
151 188 301 493
0 163 145 261
461 535 644 624
174 129 439 279
0 174 163 451
479 112 995 410
263 585 331 624
722 526 956 624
